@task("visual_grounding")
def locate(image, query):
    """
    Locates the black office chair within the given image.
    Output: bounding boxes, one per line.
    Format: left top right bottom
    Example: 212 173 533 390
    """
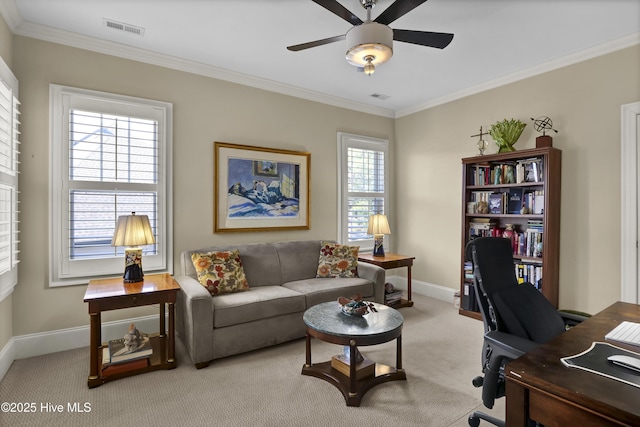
465 237 587 427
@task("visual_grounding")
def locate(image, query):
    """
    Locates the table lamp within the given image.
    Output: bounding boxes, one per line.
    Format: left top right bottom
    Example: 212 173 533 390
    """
367 214 391 257
111 212 156 283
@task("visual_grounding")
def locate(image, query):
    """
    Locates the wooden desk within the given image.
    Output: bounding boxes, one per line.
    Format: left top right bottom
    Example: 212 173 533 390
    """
83 273 180 388
506 301 640 427
358 253 415 308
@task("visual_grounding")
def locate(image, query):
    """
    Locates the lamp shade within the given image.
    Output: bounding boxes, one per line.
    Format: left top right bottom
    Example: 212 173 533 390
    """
111 212 155 247
367 214 391 235
345 22 393 68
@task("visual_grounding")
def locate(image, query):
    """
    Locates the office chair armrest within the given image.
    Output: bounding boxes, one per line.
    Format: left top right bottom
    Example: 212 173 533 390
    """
485 330 538 360
558 309 590 328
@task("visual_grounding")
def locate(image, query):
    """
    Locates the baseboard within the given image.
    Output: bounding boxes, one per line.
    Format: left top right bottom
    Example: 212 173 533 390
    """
0 280 456 383
0 314 161 382
0 336 15 381
386 275 457 305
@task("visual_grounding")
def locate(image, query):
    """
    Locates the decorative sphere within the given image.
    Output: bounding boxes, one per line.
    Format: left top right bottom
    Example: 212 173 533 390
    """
533 116 553 133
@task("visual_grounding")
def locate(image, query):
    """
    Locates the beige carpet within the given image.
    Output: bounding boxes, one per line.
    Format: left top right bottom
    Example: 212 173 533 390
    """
0 294 503 426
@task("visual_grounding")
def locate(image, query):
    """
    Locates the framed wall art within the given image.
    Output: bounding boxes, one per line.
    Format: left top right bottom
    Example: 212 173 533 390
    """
214 141 310 232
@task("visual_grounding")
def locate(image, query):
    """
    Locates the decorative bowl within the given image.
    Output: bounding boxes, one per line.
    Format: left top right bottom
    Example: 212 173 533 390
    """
338 295 375 316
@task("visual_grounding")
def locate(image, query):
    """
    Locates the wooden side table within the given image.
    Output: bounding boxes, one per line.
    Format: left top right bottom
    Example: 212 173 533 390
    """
358 253 415 308
83 273 180 388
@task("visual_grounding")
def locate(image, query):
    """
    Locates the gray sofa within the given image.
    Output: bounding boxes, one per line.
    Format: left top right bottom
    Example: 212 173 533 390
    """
175 240 385 368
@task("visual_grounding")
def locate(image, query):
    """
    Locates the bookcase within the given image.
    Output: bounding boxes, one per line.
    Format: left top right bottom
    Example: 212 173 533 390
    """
459 147 561 320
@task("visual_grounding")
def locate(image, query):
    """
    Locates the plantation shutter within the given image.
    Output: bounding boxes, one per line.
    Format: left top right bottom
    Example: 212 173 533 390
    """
347 147 386 242
338 133 389 248
0 57 20 301
50 85 172 286
68 110 158 260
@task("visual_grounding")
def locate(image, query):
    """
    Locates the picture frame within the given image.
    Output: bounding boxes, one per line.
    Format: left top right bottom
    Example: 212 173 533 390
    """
214 141 310 233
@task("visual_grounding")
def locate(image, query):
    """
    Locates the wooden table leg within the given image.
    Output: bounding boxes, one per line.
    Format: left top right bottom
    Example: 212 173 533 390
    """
159 302 166 338
167 301 175 364
406 265 414 306
349 340 357 398
88 311 101 380
305 332 311 367
396 335 403 371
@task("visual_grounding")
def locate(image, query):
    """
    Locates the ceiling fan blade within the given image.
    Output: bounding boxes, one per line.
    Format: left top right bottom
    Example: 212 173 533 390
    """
311 0 362 25
375 0 429 25
393 29 454 49
287 35 345 52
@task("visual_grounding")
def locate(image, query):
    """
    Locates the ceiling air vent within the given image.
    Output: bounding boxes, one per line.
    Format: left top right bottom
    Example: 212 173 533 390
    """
103 18 145 36
370 93 390 100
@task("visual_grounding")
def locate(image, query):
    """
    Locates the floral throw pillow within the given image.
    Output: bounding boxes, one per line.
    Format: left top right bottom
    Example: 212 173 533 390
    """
316 241 359 278
191 250 249 296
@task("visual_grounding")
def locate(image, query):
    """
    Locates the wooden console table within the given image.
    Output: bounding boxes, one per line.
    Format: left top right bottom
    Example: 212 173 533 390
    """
358 253 415 308
83 273 180 388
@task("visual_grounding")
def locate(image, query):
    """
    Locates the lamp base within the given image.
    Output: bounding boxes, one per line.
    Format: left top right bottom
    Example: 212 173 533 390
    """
373 234 385 257
123 247 144 283
123 264 144 283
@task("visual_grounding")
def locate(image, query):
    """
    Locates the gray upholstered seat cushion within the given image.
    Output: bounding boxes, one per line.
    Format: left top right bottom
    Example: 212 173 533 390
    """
282 277 374 308
212 286 306 328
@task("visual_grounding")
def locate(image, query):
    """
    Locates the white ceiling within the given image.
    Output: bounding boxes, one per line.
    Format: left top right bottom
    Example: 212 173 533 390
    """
2 0 639 117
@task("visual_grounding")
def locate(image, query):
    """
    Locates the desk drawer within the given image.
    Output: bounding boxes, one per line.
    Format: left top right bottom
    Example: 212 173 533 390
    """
529 389 621 427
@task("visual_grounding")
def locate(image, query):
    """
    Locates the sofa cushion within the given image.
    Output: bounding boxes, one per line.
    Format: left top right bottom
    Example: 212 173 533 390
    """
273 240 324 283
183 244 282 287
211 286 306 328
191 250 249 296
282 277 373 308
316 241 359 278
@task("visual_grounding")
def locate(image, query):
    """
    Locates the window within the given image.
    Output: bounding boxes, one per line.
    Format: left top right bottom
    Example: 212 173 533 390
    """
337 132 389 250
50 85 172 286
0 57 20 301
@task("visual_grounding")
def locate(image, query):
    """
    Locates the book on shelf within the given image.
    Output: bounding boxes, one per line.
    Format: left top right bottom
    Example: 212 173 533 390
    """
462 282 478 312
488 192 503 214
532 191 544 214
384 290 403 305
507 187 524 214
106 334 152 365
469 219 498 239
471 164 491 186
515 157 544 183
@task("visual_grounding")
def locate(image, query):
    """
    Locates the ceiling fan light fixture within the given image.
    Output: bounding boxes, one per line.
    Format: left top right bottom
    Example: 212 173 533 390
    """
363 56 375 76
345 22 393 68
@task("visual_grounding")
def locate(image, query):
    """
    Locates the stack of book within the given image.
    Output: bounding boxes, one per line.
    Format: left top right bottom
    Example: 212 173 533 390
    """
469 218 498 239
331 353 376 380
384 282 403 306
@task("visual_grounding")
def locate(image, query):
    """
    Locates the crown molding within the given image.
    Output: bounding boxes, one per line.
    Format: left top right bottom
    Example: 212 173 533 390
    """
396 32 640 118
2 1 637 120
7 18 396 119
0 0 23 30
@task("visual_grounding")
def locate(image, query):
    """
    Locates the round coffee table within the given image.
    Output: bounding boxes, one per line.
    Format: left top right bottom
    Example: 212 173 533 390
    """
302 301 406 406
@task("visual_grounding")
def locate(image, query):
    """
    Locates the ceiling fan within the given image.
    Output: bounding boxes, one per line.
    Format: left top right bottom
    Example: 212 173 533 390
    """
287 0 454 76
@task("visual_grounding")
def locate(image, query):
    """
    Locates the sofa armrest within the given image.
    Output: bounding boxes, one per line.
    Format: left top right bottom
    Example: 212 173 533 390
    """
175 275 215 366
357 262 386 303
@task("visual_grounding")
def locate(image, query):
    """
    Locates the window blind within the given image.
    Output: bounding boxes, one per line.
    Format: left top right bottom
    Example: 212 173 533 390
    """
0 57 20 301
338 133 389 246
68 110 158 260
50 85 172 286
346 147 386 241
